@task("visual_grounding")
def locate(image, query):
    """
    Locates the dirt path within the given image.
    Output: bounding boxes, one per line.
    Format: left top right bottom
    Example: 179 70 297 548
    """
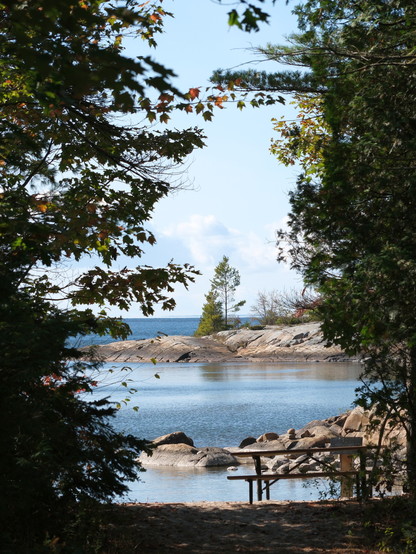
105 500 383 553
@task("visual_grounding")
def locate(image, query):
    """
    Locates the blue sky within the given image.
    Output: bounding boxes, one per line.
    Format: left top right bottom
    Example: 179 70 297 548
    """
116 0 304 317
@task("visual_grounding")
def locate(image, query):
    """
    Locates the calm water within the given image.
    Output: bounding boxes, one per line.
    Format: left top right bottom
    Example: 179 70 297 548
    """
91 356 362 503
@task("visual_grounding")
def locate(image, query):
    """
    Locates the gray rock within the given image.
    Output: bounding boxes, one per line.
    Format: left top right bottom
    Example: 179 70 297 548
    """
139 443 238 468
78 322 357 363
152 431 194 447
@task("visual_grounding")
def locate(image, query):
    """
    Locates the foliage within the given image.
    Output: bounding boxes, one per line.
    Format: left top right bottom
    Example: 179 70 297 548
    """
251 288 321 325
240 0 416 494
0 0 211 549
0 287 151 551
250 290 290 325
194 290 225 337
210 255 246 327
212 0 280 33
0 0 203 322
270 93 330 175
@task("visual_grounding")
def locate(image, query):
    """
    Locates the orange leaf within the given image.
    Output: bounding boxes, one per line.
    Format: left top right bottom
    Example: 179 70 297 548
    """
37 203 49 213
188 87 200 100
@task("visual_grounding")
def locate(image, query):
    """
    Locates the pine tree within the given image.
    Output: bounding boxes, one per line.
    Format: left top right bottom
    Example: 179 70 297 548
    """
194 291 224 336
210 256 246 326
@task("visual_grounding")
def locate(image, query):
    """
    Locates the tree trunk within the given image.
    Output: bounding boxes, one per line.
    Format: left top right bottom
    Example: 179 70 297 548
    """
407 347 416 497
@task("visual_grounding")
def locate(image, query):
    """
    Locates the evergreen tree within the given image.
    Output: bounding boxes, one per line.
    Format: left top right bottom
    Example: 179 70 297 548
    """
194 290 225 336
214 0 416 494
210 256 246 326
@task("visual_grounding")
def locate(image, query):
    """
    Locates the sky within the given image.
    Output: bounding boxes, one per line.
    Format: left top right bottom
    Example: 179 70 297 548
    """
112 0 304 317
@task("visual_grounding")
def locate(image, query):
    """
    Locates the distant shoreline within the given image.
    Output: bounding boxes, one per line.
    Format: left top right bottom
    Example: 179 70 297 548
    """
79 322 357 364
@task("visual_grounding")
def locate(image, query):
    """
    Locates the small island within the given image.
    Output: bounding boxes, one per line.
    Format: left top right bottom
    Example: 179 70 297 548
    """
79 322 357 364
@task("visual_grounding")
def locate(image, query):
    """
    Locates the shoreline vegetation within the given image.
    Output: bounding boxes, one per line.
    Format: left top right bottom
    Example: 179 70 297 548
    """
79 322 357 364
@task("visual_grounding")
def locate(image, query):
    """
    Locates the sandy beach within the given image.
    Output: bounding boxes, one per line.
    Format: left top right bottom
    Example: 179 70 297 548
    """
105 499 383 553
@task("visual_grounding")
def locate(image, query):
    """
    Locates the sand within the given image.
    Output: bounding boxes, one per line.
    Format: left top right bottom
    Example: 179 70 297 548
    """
106 499 383 553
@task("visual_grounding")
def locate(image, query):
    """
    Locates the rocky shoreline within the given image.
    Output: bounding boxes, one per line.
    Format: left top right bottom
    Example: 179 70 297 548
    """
79 322 358 364
139 406 406 473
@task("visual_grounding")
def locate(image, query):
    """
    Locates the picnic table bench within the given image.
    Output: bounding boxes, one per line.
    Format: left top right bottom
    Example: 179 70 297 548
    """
227 442 374 504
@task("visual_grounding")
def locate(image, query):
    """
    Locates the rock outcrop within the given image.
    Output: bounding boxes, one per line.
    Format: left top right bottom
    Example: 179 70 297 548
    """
79 322 357 363
229 407 407 475
139 409 407 472
139 432 238 467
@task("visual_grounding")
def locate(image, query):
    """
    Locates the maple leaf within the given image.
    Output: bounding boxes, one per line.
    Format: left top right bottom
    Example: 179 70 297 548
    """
188 87 200 99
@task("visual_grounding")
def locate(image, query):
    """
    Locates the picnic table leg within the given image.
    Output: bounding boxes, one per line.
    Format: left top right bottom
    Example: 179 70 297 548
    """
340 454 354 498
248 480 253 504
359 450 368 500
254 457 263 501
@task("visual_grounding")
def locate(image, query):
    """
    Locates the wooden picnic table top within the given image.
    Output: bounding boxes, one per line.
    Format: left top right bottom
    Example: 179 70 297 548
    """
228 445 374 458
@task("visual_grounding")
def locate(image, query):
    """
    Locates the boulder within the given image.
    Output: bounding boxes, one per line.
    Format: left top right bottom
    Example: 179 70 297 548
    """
257 432 279 442
243 438 286 451
152 431 194 447
192 447 238 468
239 436 257 448
140 443 198 466
139 443 238 468
343 407 369 432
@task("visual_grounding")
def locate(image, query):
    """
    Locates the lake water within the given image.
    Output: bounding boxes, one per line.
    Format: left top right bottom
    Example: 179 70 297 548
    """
93 358 362 503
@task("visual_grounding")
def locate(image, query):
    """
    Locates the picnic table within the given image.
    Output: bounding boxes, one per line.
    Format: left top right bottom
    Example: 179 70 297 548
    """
227 442 374 503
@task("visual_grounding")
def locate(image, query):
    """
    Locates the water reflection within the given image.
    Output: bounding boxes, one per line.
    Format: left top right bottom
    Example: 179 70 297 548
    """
108 361 362 449
100 361 364 503
123 465 335 504
199 362 362 382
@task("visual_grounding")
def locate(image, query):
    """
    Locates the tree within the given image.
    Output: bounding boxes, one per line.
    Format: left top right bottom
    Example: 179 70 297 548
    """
226 0 416 494
251 290 288 325
0 0 206 548
251 288 320 325
210 255 246 327
194 290 225 336
0 289 150 550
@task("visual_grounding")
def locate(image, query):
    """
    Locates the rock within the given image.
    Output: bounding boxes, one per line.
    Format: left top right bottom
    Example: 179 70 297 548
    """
152 431 194 448
78 322 357 363
329 424 343 436
343 407 369 432
243 439 286 451
300 430 312 438
140 443 198 466
288 435 331 450
140 444 238 468
257 432 279 442
192 447 238 468
297 419 328 435
287 428 296 435
239 437 257 448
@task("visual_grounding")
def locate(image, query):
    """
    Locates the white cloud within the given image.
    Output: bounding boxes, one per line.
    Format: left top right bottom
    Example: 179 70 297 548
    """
160 213 294 274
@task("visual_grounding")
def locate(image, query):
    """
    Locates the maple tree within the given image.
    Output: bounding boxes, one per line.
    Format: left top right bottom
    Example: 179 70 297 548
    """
0 0 282 548
0 0 204 549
